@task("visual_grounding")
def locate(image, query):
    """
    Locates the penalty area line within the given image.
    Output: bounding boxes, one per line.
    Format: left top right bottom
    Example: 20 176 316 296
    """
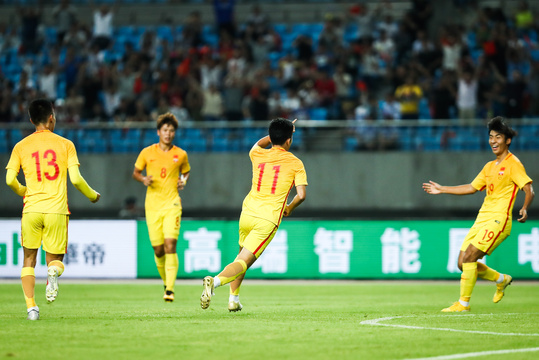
405 347 539 360
360 315 539 337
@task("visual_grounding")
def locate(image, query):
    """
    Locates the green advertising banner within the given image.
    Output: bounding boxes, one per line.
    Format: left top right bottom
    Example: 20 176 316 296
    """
137 220 539 279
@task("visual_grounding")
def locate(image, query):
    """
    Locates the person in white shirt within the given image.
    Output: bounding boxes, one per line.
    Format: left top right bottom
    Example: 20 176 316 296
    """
91 2 115 50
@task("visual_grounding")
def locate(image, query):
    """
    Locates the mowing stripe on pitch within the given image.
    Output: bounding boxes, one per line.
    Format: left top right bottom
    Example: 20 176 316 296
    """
405 347 539 360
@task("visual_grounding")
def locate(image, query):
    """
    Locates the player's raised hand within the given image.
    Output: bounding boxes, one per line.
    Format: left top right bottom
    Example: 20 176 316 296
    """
143 175 153 187
423 180 442 195
92 192 101 203
518 208 528 223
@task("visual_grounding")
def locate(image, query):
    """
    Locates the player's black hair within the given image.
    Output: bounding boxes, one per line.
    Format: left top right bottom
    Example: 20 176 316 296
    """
488 116 517 144
28 99 54 125
157 112 179 130
269 117 294 146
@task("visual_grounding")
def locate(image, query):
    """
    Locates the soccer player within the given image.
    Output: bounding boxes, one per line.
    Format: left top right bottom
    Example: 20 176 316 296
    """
5 99 100 321
133 113 190 302
423 117 534 312
200 118 307 311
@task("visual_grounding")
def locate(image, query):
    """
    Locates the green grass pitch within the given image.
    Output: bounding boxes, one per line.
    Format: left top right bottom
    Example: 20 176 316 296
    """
1 281 539 360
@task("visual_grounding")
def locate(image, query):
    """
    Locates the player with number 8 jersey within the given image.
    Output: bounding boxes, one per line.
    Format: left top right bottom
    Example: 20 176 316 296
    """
133 112 190 302
5 99 100 320
200 117 307 312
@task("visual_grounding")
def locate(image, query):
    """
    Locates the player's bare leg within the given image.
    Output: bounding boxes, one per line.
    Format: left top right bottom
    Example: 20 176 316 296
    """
229 247 245 312
201 248 255 310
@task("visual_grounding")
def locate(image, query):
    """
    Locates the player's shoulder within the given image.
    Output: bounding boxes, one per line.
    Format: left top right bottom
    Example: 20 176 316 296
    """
141 143 158 154
283 149 304 163
506 153 523 165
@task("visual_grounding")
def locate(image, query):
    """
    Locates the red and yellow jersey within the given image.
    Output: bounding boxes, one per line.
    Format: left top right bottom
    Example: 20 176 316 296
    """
134 144 190 211
471 153 532 220
242 146 308 226
5 130 80 214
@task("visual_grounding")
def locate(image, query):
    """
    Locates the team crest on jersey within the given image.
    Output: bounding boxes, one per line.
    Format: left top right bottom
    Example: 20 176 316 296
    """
498 167 505 179
173 155 179 163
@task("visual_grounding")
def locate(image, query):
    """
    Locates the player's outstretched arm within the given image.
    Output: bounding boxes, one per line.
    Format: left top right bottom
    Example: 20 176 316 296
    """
422 181 476 195
68 165 100 203
518 183 535 223
6 169 26 197
284 185 306 217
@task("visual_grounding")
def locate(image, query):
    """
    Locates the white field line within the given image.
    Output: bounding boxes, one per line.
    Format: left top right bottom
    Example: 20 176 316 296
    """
405 347 539 360
360 314 539 337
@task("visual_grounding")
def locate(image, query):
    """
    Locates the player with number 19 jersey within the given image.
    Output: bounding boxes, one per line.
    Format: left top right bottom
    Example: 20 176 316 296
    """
134 144 190 211
6 130 79 214
471 153 532 221
242 146 308 226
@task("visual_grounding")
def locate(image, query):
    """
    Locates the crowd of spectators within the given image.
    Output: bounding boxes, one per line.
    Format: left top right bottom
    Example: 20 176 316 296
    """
0 0 538 145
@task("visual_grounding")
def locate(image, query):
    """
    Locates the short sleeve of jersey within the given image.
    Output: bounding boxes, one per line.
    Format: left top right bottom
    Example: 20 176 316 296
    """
471 164 487 191
67 140 80 168
249 145 262 160
295 160 308 186
181 151 191 173
5 144 21 172
134 148 147 170
511 159 532 189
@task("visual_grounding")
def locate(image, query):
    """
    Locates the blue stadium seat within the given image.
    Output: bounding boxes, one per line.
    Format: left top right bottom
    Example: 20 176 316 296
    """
9 129 24 148
0 129 8 153
309 107 328 121
344 136 359 151
273 24 288 36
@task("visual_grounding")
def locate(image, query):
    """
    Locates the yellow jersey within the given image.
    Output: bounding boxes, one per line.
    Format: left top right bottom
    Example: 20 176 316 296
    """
471 153 532 221
242 146 308 226
5 130 80 214
394 85 423 114
134 144 190 211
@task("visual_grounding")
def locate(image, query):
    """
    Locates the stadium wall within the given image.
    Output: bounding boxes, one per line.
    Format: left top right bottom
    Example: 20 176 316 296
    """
1 152 538 217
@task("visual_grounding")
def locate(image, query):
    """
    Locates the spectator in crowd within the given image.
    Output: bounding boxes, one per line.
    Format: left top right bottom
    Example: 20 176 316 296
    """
381 92 401 120
38 63 58 102
529 60 539 116
333 64 352 119
222 75 244 121
183 11 203 49
246 4 270 41
431 71 456 120
91 1 115 51
395 76 423 120
514 1 534 34
456 59 481 124
18 6 43 54
52 0 77 44
202 83 224 121
214 0 236 39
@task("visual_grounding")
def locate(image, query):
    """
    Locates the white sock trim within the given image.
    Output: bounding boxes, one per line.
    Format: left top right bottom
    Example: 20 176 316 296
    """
27 306 39 312
496 274 505 283
459 299 470 307
213 276 221 288
229 294 239 303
